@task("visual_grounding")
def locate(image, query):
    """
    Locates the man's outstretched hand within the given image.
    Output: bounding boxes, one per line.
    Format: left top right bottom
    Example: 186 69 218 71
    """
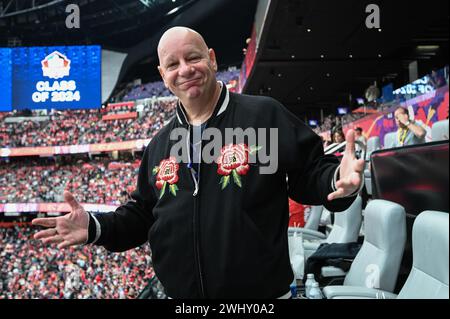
327 129 364 201
32 191 89 249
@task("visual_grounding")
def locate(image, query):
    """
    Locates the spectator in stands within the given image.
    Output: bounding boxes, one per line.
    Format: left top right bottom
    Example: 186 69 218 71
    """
354 127 366 143
354 127 367 158
0 103 176 147
288 198 307 228
319 135 332 148
0 226 157 299
429 68 445 89
32 27 364 299
332 127 345 144
0 159 139 205
392 107 426 147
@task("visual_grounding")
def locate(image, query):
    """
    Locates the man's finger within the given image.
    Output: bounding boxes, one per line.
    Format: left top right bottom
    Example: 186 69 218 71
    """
344 129 356 156
32 217 57 228
42 235 63 245
336 172 361 189
328 188 345 201
34 228 57 240
64 191 82 210
58 240 72 249
335 178 348 190
353 159 365 174
335 179 355 191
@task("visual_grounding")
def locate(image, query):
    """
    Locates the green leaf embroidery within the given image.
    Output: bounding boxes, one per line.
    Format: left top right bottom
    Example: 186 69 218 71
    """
159 182 167 199
169 184 178 196
249 145 262 155
152 166 159 175
220 175 230 190
232 170 242 188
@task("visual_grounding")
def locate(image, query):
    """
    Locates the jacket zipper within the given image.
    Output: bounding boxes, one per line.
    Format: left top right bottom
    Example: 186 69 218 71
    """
185 124 199 195
186 123 205 297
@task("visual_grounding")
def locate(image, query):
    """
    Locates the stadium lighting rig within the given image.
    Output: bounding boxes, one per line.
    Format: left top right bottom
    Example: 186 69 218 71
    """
138 0 196 17
138 0 157 8
138 0 180 9
0 0 65 18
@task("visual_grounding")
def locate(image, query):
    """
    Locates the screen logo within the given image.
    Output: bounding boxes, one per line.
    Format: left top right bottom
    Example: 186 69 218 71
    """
41 51 71 79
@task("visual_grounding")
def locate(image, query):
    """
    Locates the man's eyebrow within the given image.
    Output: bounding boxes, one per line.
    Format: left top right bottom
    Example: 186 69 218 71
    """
187 49 203 55
162 56 175 65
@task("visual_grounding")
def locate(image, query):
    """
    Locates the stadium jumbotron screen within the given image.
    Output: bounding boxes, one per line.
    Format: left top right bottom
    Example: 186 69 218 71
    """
0 48 12 111
0 45 101 111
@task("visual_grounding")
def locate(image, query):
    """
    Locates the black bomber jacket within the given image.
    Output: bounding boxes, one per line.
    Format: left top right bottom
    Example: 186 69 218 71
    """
88 83 357 298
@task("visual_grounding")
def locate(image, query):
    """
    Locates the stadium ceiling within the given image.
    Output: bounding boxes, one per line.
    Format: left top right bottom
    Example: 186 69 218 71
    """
0 0 66 17
244 0 449 120
0 0 257 81
0 0 213 49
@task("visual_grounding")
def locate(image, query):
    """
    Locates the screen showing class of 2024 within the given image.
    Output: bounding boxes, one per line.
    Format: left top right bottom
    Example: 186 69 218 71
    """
0 45 101 112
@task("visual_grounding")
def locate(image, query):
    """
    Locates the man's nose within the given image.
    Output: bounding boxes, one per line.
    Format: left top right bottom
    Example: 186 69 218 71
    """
179 61 194 76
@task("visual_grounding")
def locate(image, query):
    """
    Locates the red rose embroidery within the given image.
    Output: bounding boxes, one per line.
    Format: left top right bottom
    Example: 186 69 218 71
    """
153 156 179 198
216 143 250 189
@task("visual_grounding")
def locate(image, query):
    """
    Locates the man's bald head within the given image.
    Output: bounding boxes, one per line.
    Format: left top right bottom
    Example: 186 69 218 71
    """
157 27 209 64
156 26 219 104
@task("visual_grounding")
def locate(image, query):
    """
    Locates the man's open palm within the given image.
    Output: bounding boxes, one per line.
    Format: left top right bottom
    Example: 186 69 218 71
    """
32 191 89 249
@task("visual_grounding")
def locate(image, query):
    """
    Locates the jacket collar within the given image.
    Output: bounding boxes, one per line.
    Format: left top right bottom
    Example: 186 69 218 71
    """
175 81 230 126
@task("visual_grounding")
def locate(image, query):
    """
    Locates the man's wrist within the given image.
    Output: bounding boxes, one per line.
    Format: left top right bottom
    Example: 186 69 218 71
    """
86 213 102 245
331 165 364 198
347 178 365 197
331 165 340 192
83 212 90 245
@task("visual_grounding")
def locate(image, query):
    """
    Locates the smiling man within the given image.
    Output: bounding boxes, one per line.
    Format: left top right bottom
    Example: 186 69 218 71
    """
33 26 364 299
157 27 220 112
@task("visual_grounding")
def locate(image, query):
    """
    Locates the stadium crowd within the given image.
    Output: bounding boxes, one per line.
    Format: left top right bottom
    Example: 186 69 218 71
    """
0 225 158 299
312 112 368 136
0 99 176 148
0 158 140 204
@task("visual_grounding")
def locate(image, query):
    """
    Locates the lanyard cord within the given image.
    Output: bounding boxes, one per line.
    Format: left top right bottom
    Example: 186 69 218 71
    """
398 128 408 146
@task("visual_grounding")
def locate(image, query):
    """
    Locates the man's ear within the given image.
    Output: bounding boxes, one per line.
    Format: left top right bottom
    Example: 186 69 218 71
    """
209 48 218 72
158 66 168 88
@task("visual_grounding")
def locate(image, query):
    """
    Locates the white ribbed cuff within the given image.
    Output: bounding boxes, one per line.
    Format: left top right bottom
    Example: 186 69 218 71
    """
91 214 102 244
85 213 102 244
331 165 364 198
83 212 90 245
331 165 340 192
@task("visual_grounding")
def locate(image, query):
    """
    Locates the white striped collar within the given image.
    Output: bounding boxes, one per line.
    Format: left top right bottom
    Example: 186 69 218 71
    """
175 81 229 125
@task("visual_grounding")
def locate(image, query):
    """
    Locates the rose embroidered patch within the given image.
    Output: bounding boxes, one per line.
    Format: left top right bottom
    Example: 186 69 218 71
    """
216 144 261 189
152 156 179 198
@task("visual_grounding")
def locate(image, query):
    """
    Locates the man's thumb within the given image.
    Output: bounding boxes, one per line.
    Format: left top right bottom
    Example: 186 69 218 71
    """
64 191 81 209
344 129 356 154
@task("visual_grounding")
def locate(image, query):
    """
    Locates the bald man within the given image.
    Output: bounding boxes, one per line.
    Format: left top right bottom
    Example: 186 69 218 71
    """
157 26 221 120
33 27 364 299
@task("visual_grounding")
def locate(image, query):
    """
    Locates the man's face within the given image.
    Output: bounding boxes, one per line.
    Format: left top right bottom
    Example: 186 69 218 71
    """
158 30 217 101
394 109 408 128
